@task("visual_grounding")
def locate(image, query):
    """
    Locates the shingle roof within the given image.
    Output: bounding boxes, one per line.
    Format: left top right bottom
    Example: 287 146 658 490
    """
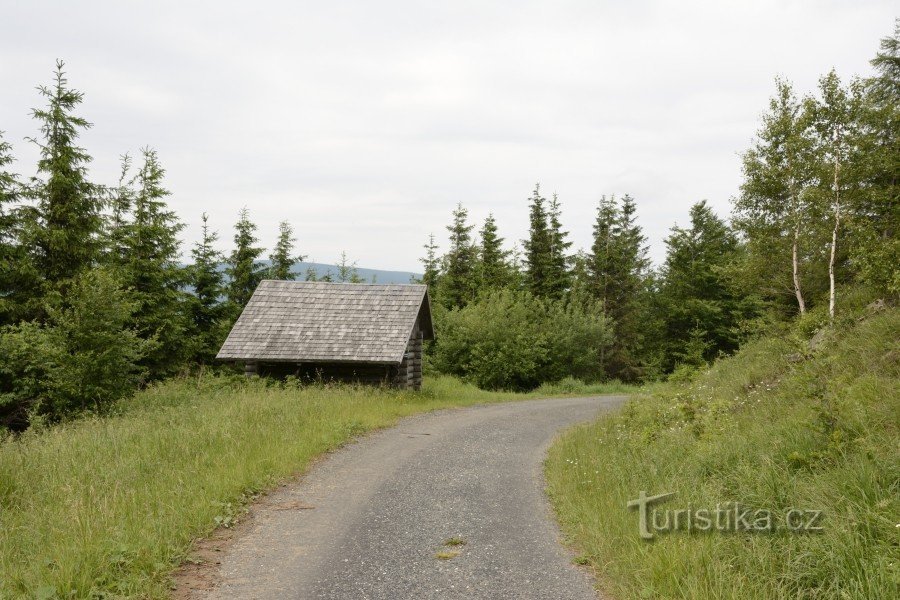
216 280 434 364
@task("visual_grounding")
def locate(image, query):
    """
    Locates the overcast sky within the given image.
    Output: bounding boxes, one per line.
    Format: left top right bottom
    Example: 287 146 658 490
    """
1 1 895 272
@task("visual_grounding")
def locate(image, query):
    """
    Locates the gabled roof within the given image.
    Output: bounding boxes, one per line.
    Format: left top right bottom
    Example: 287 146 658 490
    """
216 280 434 364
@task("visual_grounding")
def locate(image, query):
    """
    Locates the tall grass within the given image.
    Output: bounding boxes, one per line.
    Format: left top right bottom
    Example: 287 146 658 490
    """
545 306 899 599
0 375 524 598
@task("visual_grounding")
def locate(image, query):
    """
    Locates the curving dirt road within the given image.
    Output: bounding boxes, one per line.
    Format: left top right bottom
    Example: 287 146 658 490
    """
188 396 624 600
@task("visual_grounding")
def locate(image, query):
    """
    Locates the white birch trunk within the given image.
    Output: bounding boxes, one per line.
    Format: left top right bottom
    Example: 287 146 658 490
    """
789 174 806 315
792 217 806 315
828 161 840 322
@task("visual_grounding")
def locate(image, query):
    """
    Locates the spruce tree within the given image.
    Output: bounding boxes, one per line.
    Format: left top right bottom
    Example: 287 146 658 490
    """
477 214 512 292
523 184 553 297
658 201 750 370
105 153 134 267
118 148 189 377
441 203 477 308
852 23 900 295
587 195 651 380
26 61 102 286
336 251 363 283
0 132 33 325
608 195 651 380
226 208 265 314
419 233 441 292
188 213 227 363
588 195 619 304
269 220 302 280
546 193 572 298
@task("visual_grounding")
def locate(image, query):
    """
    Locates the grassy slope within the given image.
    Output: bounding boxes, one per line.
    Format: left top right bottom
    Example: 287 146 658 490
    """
0 375 528 598
546 305 899 599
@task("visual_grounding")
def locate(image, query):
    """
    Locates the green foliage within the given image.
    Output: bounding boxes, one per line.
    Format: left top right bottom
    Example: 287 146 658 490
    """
0 269 150 427
546 301 899 600
0 132 38 326
476 213 514 291
268 220 302 280
187 213 228 363
418 233 441 292
336 250 363 283
849 22 900 296
431 289 611 390
545 193 572 298
524 184 572 299
23 60 102 287
225 207 265 315
657 201 758 371
439 203 477 308
587 194 652 380
734 78 820 315
523 184 552 297
108 148 190 377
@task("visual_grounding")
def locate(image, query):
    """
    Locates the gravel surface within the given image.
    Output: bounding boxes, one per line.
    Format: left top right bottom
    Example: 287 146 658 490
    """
198 396 624 599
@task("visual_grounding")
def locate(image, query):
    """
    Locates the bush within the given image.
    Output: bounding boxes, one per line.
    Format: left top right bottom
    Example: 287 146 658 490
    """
431 290 612 390
0 269 150 427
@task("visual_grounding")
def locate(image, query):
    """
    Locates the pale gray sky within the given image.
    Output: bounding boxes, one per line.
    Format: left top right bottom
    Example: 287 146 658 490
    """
1 1 895 271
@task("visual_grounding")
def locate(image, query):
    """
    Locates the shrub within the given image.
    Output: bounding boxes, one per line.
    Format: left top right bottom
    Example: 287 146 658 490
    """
0 269 150 427
431 290 612 390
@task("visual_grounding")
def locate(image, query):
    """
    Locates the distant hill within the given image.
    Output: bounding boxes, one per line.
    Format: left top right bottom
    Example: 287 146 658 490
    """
201 261 421 285
289 261 420 284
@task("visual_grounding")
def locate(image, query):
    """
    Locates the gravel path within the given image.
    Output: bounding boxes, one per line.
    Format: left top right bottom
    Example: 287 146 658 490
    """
196 396 624 599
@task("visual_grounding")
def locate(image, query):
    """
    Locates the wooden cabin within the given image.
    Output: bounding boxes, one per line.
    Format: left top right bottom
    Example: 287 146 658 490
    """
216 280 434 389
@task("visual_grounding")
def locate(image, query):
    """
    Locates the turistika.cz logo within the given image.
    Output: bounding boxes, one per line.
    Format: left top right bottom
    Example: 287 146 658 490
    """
626 491 824 540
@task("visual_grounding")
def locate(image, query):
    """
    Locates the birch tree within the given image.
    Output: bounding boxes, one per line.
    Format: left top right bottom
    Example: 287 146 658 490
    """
808 71 859 321
735 79 815 314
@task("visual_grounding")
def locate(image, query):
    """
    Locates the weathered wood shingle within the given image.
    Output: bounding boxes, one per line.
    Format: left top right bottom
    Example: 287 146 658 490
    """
216 280 433 364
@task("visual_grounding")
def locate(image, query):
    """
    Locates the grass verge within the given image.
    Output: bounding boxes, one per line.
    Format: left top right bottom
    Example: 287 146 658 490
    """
545 305 899 599
0 374 532 598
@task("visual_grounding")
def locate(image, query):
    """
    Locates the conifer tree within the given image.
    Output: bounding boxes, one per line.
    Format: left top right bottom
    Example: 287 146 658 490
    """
105 153 134 267
476 214 512 292
188 213 227 363
269 220 302 280
523 184 553 297
336 251 363 283
226 208 265 315
545 193 572 298
657 201 750 370
608 195 651 379
852 22 900 295
587 195 651 380
419 233 441 292
588 195 619 304
117 148 189 377
0 132 32 325
441 203 477 308
25 61 102 286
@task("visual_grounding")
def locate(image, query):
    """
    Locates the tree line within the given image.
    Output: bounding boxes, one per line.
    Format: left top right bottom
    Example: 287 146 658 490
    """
422 21 898 388
0 62 374 428
0 22 896 425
